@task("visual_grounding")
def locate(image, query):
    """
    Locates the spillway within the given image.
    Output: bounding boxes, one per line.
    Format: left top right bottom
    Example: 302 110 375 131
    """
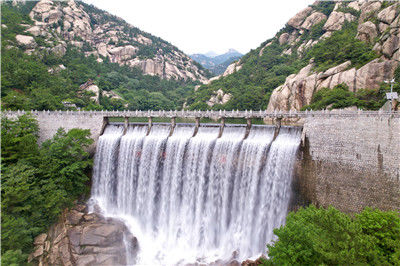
90 122 302 265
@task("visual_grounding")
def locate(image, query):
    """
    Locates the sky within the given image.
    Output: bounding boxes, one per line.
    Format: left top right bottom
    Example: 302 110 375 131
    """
83 0 315 55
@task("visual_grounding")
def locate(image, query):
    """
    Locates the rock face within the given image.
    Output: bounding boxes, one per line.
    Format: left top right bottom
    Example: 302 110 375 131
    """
18 0 207 82
28 204 138 266
265 1 400 111
267 59 398 111
207 89 232 107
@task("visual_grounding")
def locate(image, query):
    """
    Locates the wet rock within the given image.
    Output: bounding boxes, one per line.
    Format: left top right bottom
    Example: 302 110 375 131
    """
29 204 138 266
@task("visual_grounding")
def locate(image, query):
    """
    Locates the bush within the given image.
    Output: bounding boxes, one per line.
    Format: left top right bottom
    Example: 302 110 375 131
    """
266 205 400 265
1 114 93 260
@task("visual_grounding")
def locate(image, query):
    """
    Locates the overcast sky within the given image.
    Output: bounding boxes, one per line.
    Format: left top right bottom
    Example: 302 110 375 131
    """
83 0 314 55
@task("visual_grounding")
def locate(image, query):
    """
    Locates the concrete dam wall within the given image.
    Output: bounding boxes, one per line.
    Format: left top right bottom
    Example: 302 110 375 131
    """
3 110 399 213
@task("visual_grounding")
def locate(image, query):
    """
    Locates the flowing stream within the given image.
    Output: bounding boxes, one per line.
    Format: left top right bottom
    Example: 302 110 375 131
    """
90 122 301 265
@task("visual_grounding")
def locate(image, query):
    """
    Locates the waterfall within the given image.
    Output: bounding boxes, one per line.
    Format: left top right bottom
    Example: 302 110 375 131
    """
90 123 302 265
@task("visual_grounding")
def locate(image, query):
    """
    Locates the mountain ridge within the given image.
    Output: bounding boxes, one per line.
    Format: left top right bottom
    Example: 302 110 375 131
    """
190 49 243 75
188 0 400 111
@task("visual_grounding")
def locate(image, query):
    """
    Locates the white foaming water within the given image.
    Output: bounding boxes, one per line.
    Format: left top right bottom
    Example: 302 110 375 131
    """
90 123 301 265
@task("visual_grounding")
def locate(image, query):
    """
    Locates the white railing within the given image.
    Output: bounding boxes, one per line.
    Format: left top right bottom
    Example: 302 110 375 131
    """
2 109 400 118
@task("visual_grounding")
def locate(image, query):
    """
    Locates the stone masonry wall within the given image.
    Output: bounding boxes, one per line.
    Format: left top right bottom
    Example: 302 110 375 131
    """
296 115 400 213
3 111 105 154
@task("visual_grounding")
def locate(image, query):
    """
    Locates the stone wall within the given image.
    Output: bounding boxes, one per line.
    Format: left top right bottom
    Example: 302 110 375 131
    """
3 111 105 154
296 114 400 213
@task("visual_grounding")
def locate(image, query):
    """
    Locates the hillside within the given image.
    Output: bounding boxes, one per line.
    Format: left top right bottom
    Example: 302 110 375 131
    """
1 0 209 111
190 49 243 75
187 1 400 111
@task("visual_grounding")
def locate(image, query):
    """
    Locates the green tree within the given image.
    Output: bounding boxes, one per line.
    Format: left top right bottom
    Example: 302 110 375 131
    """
265 205 400 265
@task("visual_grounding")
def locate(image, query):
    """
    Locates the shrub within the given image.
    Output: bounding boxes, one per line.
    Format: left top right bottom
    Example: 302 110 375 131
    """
266 205 400 265
1 114 93 259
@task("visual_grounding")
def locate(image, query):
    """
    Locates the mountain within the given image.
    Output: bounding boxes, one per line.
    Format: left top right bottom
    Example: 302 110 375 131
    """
187 1 400 111
1 0 210 111
190 49 243 75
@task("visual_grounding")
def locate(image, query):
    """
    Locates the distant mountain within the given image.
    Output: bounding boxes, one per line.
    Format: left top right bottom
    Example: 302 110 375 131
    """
190 49 243 75
204 51 218 58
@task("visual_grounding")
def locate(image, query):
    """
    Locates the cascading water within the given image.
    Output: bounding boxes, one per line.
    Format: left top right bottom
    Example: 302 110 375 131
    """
90 122 301 265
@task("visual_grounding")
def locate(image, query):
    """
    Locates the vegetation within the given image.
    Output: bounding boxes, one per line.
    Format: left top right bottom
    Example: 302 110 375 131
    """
1 114 93 262
302 83 400 111
263 205 400 265
188 1 380 111
1 2 201 112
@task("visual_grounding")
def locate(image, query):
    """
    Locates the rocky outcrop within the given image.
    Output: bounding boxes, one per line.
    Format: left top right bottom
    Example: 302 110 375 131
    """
223 60 242 76
301 12 327 30
207 89 232 107
79 80 100 103
267 59 398 111
323 11 355 31
287 7 313 29
266 1 400 111
356 21 378 43
18 0 208 82
28 204 138 266
15 34 37 48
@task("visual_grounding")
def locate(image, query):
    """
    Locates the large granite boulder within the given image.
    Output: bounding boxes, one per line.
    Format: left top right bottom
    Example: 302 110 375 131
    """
287 7 313 29
356 21 378 43
15 35 37 48
323 11 355 31
28 204 138 266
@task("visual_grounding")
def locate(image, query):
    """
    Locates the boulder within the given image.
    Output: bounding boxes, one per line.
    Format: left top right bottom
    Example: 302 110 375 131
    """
26 25 42 36
301 12 327 30
66 209 84 225
356 21 378 43
382 35 400 58
323 11 355 31
29 204 138 266
355 59 398 90
319 61 352 79
359 1 382 22
287 7 313 29
377 3 398 25
279 33 289 45
34 233 48 245
15 35 37 48
348 1 360 11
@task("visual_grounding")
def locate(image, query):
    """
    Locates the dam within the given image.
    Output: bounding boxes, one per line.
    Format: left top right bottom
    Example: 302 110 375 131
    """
3 110 400 263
